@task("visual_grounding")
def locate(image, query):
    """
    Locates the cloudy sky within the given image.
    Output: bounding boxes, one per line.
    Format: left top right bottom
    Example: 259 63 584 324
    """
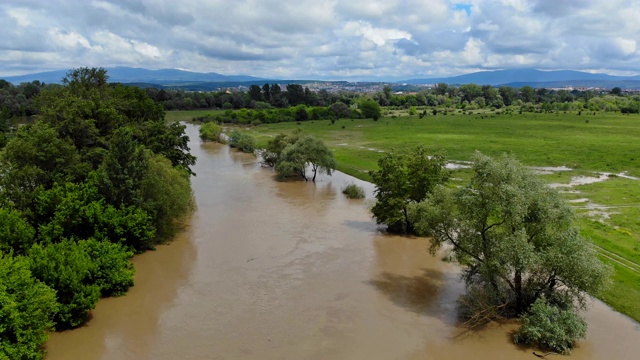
1 0 639 80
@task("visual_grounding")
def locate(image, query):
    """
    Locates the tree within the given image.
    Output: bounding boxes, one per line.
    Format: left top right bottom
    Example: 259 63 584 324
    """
359 99 382 121
275 135 336 182
370 146 449 233
259 130 303 167
139 154 194 241
330 102 351 119
409 153 611 351
248 85 263 102
94 127 149 208
199 122 222 142
29 240 101 330
610 87 622 96
0 254 57 360
79 239 135 297
286 84 305 106
0 208 36 255
0 122 88 210
262 83 271 103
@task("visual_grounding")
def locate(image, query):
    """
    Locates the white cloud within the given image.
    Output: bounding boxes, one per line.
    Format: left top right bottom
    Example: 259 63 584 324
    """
0 0 639 79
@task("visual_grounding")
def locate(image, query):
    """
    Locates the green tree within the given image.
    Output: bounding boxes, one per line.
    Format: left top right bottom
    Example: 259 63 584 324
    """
248 85 263 102
29 240 101 330
370 146 449 233
259 130 303 167
94 127 149 208
0 254 57 360
359 99 382 121
79 239 135 297
0 122 88 211
199 122 222 142
330 102 351 119
140 154 194 241
275 135 336 182
409 153 610 350
0 208 35 255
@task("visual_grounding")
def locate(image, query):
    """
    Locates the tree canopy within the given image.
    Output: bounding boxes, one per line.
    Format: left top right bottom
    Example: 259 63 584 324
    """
370 145 449 233
274 135 336 182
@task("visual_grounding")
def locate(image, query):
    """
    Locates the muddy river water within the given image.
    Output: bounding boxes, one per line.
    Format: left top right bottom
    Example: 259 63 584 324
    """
47 123 640 359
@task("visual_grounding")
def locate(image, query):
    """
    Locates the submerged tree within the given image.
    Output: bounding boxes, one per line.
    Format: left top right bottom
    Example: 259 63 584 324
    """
370 145 449 233
409 152 611 353
275 135 336 182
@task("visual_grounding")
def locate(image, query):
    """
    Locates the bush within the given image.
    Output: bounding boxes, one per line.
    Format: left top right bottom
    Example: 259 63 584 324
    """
199 122 222 142
342 183 365 199
514 298 587 354
228 130 256 153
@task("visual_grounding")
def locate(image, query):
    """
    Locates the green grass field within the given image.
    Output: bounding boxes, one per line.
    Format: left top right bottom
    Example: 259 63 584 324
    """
172 109 640 322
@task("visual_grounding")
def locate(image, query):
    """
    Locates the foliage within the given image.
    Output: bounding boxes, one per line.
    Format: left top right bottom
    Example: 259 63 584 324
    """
359 99 382 121
514 298 587 354
0 254 57 360
258 130 303 167
28 240 101 330
0 208 35 255
275 135 336 182
228 130 256 153
140 154 194 241
79 239 135 297
0 122 88 210
93 127 149 208
409 153 610 344
0 68 198 339
34 182 156 252
199 122 222 142
342 183 365 199
370 146 449 233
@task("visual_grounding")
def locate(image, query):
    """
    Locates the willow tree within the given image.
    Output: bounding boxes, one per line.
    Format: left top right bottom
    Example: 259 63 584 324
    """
409 152 611 353
275 135 336 182
370 146 449 233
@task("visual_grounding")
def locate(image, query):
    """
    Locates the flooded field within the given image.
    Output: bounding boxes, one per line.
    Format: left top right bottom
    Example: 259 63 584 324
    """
46 124 640 359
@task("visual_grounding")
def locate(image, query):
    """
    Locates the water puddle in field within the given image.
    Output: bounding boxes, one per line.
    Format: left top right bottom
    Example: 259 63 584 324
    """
45 123 640 359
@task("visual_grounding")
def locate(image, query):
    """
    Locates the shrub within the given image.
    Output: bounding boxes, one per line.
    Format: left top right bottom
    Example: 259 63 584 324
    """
342 183 365 199
228 131 256 153
514 298 587 354
199 122 222 142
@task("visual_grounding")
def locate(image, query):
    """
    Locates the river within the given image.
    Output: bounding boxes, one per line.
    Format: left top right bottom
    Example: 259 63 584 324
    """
46 123 640 359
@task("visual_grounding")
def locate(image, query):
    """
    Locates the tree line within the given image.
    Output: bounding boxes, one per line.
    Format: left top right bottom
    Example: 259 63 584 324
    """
0 68 195 359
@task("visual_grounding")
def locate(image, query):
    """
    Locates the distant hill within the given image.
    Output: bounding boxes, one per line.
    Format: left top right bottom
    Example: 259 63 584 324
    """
1 67 266 85
405 68 640 88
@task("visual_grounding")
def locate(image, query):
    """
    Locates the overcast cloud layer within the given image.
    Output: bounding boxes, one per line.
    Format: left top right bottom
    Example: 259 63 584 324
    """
1 0 639 80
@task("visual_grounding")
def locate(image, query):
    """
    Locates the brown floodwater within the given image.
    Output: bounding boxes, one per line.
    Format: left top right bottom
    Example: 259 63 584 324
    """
46 123 640 359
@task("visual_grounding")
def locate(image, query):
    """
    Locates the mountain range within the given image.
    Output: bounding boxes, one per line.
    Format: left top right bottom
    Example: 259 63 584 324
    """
405 68 640 88
3 67 640 89
1 67 265 85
